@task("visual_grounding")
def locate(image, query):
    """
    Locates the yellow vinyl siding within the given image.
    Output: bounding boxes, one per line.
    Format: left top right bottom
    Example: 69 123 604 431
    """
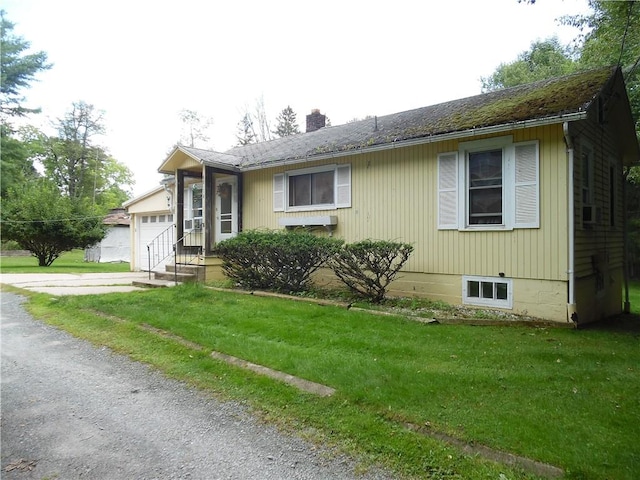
242 125 570 283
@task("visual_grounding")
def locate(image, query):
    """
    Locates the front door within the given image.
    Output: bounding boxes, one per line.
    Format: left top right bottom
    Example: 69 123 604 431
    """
215 176 238 242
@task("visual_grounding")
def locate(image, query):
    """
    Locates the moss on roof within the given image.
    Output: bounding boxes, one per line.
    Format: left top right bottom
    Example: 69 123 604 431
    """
220 67 616 168
425 67 612 135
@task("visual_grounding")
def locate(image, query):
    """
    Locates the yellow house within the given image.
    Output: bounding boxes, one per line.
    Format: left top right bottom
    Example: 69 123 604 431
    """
155 67 639 324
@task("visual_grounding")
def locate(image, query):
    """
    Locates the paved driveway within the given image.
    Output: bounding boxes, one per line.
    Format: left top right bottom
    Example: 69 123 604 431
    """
0 272 151 295
1 292 391 479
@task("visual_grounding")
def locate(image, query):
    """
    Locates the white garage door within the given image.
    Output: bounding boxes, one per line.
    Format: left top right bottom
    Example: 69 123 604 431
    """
138 213 174 272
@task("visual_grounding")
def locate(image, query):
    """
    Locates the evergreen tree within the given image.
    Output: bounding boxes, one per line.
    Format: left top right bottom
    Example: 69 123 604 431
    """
235 112 256 146
0 10 51 118
273 105 300 137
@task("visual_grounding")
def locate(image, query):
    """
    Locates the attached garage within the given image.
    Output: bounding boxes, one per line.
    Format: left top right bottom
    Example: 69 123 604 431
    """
137 212 174 272
123 185 174 272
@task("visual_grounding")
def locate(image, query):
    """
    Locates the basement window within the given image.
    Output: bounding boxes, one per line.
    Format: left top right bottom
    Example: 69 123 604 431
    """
463 275 513 309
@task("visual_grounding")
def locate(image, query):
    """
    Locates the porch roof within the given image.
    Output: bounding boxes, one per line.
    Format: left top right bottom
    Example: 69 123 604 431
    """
159 146 242 174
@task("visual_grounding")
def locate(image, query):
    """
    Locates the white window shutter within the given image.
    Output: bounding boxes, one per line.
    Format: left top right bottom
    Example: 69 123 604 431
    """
514 141 539 228
438 152 458 229
336 164 351 208
273 173 285 212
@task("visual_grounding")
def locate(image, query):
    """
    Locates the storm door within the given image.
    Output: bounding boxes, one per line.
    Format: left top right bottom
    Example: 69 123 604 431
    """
215 176 238 242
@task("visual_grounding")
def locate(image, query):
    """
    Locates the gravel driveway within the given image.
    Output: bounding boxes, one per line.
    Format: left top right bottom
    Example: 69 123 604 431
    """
1 293 391 480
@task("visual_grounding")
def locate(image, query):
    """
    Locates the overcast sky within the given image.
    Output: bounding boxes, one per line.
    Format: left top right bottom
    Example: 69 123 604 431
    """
4 0 590 197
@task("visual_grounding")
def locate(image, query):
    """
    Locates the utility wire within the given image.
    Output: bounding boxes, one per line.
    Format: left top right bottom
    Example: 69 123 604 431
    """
0 215 106 224
617 0 635 68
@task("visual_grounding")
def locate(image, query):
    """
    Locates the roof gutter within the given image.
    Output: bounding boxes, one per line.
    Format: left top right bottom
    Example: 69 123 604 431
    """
563 122 578 324
241 112 588 172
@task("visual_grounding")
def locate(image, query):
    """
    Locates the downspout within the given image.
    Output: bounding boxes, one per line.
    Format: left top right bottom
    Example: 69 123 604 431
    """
563 122 578 323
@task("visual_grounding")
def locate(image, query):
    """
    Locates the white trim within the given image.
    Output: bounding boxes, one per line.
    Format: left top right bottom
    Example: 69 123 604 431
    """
274 163 351 212
462 275 513 309
459 136 512 230
443 136 539 231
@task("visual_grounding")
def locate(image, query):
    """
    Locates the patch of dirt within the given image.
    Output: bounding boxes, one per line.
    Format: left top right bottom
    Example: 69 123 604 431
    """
4 459 37 472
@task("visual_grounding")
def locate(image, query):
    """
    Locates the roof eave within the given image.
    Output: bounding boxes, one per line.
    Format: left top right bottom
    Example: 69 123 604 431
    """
240 112 587 171
202 160 242 173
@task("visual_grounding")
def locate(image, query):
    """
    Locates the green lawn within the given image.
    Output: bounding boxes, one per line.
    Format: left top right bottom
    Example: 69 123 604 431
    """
0 249 130 273
22 283 640 480
628 281 640 315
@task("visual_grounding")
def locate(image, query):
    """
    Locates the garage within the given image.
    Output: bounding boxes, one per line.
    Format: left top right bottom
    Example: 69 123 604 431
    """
123 186 174 272
138 213 174 272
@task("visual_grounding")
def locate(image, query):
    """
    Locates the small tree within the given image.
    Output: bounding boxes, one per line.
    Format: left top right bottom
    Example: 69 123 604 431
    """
329 240 414 303
0 180 107 266
273 105 300 137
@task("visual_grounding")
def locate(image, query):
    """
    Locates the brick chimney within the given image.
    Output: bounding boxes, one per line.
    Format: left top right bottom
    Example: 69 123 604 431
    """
306 109 326 133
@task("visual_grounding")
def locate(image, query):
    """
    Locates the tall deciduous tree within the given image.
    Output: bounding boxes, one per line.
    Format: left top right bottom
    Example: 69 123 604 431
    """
481 37 577 92
252 95 272 142
561 0 639 132
0 10 51 118
42 101 133 207
273 105 300 137
0 179 107 266
179 109 213 147
235 96 274 145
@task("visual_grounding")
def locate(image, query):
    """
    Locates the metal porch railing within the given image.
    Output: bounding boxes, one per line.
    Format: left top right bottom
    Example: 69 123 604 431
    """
146 225 175 279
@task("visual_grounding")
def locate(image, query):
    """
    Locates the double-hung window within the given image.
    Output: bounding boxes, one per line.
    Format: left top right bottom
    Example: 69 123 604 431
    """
468 149 503 225
273 164 351 212
438 136 539 230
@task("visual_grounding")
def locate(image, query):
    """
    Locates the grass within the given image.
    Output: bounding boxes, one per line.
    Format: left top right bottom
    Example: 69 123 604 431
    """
0 249 130 273
628 280 640 315
18 283 640 480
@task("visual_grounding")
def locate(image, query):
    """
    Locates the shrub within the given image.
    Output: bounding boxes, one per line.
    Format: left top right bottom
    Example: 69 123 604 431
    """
214 230 343 293
329 240 413 303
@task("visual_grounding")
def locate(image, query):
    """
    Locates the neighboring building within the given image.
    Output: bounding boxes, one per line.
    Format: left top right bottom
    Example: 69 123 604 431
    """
123 184 174 272
149 67 638 324
85 208 131 263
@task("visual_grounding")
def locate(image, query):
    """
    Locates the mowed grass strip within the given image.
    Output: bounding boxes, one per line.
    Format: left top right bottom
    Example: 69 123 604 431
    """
0 249 130 273
27 283 640 480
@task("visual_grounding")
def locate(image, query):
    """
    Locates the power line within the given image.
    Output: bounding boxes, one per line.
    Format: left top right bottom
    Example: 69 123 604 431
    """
617 1 635 68
0 215 106 225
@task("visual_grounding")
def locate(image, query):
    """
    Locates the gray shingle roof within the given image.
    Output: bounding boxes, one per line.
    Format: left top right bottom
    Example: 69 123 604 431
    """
183 67 615 171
